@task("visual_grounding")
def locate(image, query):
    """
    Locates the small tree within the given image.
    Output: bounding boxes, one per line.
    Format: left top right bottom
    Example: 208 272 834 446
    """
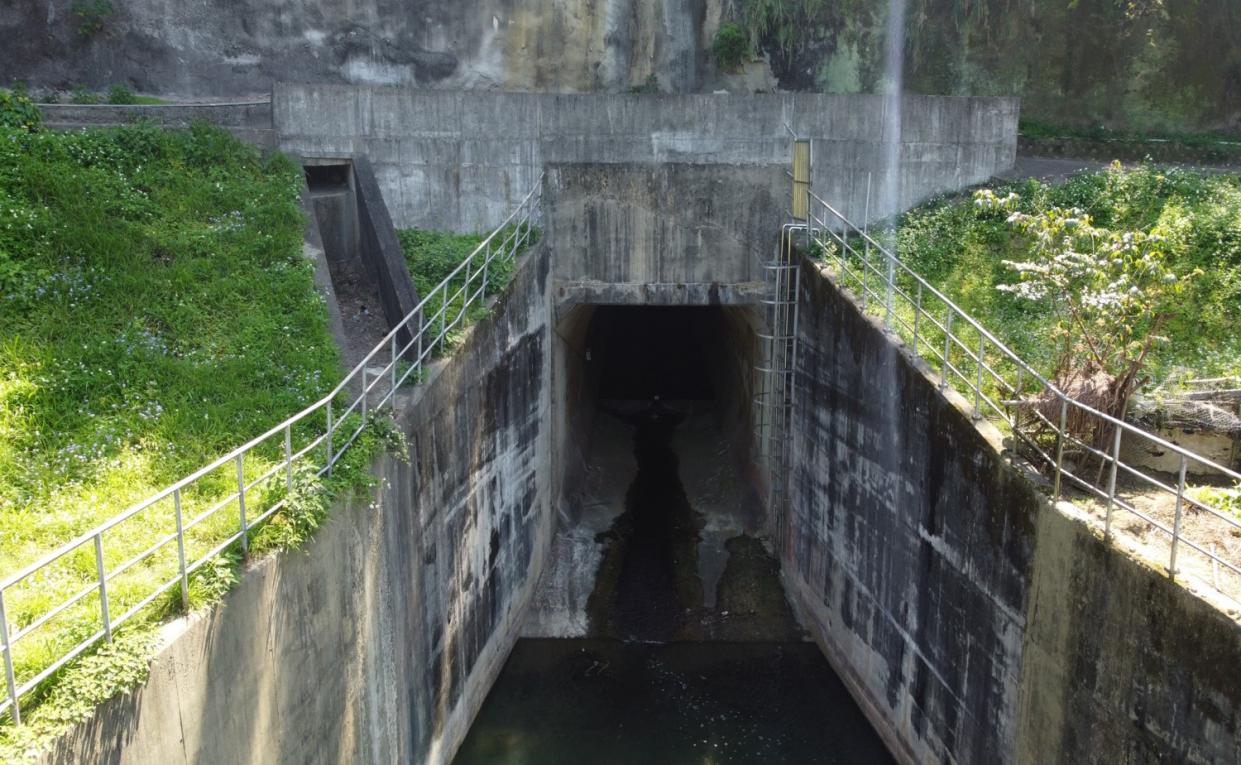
712 23 749 73
974 187 1198 455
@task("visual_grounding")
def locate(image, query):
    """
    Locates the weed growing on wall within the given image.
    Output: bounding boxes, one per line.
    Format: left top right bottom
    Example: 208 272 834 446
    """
70 0 114 38
712 23 749 73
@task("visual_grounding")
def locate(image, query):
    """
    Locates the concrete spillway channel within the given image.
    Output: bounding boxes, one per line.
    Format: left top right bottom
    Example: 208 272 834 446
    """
474 305 893 761
34 91 1241 765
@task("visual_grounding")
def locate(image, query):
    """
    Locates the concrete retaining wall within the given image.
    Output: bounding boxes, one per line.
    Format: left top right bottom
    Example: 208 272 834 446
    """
275 85 1019 231
785 258 1241 764
38 101 276 150
39 245 554 765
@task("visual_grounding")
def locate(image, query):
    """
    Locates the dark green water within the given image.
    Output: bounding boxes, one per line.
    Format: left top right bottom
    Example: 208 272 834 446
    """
453 638 895 765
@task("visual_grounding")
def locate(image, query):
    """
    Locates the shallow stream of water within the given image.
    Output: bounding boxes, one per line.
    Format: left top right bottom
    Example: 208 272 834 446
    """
454 638 894 764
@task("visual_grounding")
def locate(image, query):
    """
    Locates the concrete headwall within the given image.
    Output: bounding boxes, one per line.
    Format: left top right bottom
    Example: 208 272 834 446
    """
274 85 1019 231
39 246 555 765
544 163 784 308
785 259 1241 764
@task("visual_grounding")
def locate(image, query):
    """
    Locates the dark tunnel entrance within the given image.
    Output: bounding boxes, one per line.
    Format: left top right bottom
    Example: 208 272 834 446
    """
454 303 894 764
591 306 718 401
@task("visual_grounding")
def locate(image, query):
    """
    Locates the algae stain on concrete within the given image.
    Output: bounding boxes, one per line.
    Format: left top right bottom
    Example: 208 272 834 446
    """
585 407 803 642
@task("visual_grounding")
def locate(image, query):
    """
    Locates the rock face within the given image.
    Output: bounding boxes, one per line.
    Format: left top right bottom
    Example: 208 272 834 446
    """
7 1 1239 130
5 0 717 97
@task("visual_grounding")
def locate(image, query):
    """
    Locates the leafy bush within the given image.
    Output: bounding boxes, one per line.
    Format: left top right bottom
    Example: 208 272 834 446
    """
712 22 749 73
1195 485 1241 520
106 84 136 104
69 85 101 104
0 88 42 132
887 163 1241 386
975 187 1198 421
70 0 113 37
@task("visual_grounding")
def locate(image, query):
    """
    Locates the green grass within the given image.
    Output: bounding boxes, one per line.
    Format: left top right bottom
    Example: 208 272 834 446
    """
1019 119 1241 149
0 102 376 752
852 164 1241 388
398 223 537 354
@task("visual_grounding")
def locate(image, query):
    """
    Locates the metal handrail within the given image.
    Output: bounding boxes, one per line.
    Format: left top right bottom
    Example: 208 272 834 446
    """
0 177 544 723
804 189 1241 596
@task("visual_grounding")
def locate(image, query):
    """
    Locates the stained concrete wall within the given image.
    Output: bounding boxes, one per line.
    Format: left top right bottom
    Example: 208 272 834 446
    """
275 85 1019 231
545 163 784 308
786 258 1241 764
39 246 554 765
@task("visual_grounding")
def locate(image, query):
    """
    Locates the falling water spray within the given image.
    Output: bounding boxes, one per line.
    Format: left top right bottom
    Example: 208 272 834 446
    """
881 0 907 327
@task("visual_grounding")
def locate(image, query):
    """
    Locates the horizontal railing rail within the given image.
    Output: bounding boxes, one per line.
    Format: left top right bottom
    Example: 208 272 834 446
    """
0 177 544 724
802 188 1241 602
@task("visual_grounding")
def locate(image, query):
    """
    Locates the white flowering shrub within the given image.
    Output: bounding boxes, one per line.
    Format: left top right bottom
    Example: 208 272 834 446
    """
974 186 1199 420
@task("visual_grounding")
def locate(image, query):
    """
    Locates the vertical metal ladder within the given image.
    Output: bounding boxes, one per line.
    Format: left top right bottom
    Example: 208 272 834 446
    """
754 138 809 550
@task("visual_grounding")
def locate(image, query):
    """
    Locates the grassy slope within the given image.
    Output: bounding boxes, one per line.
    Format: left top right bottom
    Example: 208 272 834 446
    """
0 120 344 739
887 164 1241 385
397 224 530 353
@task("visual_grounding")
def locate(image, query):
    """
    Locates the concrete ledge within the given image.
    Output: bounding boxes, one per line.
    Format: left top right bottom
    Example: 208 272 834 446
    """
39 102 276 150
553 280 767 314
39 101 272 128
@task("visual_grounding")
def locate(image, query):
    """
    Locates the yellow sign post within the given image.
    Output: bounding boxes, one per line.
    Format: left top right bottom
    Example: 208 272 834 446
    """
791 139 810 221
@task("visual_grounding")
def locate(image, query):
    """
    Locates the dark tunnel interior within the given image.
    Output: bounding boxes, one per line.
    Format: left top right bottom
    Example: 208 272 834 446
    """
589 306 718 402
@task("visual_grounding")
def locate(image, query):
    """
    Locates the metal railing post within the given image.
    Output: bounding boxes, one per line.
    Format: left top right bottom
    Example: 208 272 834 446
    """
1169 455 1188 576
361 368 369 419
439 282 448 351
324 401 334 476
1103 425 1123 540
284 423 294 493
390 334 398 396
973 335 985 419
1012 366 1025 430
862 174 872 311
913 284 922 357
416 330 423 380
174 489 189 611
884 237 894 330
482 243 491 297
94 533 111 642
1053 399 1068 501
1 589 19 725
940 309 954 392
236 454 248 556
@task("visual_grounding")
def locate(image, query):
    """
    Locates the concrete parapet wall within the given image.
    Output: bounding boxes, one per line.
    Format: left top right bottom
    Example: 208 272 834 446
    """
39 246 555 765
274 85 1019 231
38 101 276 150
786 259 1241 764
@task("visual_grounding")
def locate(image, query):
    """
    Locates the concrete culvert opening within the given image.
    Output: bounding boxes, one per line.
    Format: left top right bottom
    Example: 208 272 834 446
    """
454 303 895 763
572 305 778 642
